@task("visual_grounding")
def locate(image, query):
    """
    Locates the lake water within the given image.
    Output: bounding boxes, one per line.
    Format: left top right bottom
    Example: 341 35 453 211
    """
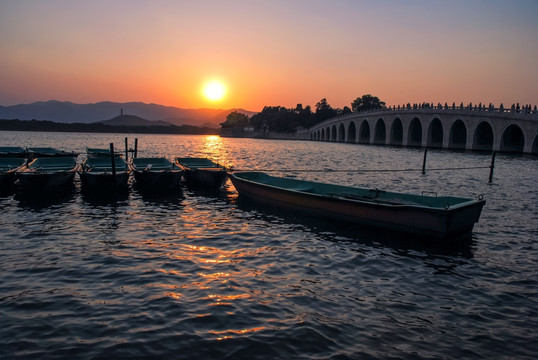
1 131 537 359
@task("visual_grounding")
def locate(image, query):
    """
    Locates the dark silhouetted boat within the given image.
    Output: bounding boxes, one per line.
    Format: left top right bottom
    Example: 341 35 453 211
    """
17 157 78 191
176 157 227 188
86 147 123 158
131 157 183 192
0 147 27 158
27 147 79 158
79 157 130 192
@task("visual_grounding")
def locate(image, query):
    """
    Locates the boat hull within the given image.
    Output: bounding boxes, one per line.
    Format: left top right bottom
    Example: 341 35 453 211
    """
0 158 26 189
80 172 130 192
183 169 227 188
175 157 227 188
17 171 76 191
16 157 78 192
0 172 16 189
229 172 485 239
133 170 183 192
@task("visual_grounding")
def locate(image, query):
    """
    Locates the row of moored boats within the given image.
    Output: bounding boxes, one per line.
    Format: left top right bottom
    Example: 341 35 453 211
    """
1 146 487 240
0 146 227 193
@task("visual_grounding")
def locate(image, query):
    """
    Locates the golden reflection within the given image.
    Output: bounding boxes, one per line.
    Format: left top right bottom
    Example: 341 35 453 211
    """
204 293 251 307
200 135 231 168
164 292 182 300
197 272 231 279
210 326 267 340
117 240 276 335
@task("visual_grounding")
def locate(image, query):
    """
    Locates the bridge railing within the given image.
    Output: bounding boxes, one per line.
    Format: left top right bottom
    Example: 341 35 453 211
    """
386 103 537 114
323 103 538 124
349 103 537 114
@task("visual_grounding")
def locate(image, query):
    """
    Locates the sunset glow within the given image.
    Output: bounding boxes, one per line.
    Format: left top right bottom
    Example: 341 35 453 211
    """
202 81 226 102
0 1 537 111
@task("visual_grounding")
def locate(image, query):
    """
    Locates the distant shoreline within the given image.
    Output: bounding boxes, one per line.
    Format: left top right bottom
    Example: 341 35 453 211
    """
0 119 219 135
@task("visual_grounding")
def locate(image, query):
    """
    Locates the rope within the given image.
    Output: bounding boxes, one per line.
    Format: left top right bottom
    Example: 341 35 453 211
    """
229 166 491 173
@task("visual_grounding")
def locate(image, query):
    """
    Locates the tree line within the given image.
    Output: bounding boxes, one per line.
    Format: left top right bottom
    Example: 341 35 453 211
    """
221 94 385 133
0 119 219 135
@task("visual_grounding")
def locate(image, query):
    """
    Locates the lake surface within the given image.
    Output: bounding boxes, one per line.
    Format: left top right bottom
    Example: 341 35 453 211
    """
1 131 537 359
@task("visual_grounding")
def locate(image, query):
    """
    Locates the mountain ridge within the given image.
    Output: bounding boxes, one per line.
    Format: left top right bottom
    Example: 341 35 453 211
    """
0 100 256 128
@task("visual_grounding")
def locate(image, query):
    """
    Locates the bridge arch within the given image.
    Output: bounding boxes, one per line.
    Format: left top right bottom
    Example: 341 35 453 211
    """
359 120 371 144
338 123 345 142
390 118 403 146
304 107 538 153
449 119 467 150
500 124 524 153
427 118 443 148
348 121 357 143
408 117 422 147
374 118 386 145
532 134 538 154
331 125 337 142
473 121 494 151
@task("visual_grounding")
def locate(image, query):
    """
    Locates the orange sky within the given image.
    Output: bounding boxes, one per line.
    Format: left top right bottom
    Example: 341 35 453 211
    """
1 0 537 112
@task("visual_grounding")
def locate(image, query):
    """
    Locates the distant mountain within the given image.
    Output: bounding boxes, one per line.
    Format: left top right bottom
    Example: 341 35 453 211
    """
0 100 257 128
99 114 173 126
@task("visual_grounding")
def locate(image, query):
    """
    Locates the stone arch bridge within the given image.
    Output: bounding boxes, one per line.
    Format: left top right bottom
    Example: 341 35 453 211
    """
302 107 538 154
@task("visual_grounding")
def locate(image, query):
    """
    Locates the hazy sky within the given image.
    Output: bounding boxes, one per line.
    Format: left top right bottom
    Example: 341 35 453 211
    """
1 0 537 111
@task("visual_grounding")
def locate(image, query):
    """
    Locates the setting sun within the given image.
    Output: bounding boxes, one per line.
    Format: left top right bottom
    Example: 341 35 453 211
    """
202 80 226 102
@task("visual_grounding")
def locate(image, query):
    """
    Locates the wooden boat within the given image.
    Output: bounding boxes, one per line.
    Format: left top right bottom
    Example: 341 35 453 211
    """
131 157 183 192
176 157 227 188
27 147 79 158
16 157 78 191
79 157 130 192
86 147 123 158
0 158 26 188
0 146 27 158
228 172 486 239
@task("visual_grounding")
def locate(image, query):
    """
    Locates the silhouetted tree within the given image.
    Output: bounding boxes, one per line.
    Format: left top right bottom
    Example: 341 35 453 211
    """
351 94 386 112
220 111 250 128
341 106 352 115
314 98 337 123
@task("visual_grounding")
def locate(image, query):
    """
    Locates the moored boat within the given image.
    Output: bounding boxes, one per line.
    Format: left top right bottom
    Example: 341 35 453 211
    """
16 157 78 191
0 158 26 188
0 146 27 158
176 157 227 188
27 147 79 158
131 157 183 192
86 147 123 158
79 157 130 192
229 171 486 239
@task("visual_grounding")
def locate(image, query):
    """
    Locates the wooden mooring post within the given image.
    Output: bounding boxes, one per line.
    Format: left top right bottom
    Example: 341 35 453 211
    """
110 143 117 187
124 137 129 162
488 151 496 184
422 148 428 175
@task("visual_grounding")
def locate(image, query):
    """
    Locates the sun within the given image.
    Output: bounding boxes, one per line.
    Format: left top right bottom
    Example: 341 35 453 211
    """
202 80 226 102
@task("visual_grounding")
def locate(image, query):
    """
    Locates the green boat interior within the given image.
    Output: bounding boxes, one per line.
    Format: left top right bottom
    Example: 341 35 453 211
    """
133 157 178 170
176 157 222 169
27 157 77 170
0 158 26 171
234 171 477 209
83 157 128 171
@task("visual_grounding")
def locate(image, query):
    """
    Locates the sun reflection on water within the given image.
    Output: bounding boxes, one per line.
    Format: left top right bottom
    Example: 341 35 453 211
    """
120 238 277 338
209 326 267 340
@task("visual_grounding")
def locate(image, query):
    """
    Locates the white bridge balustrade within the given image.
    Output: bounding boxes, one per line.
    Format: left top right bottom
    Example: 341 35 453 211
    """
301 105 538 154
